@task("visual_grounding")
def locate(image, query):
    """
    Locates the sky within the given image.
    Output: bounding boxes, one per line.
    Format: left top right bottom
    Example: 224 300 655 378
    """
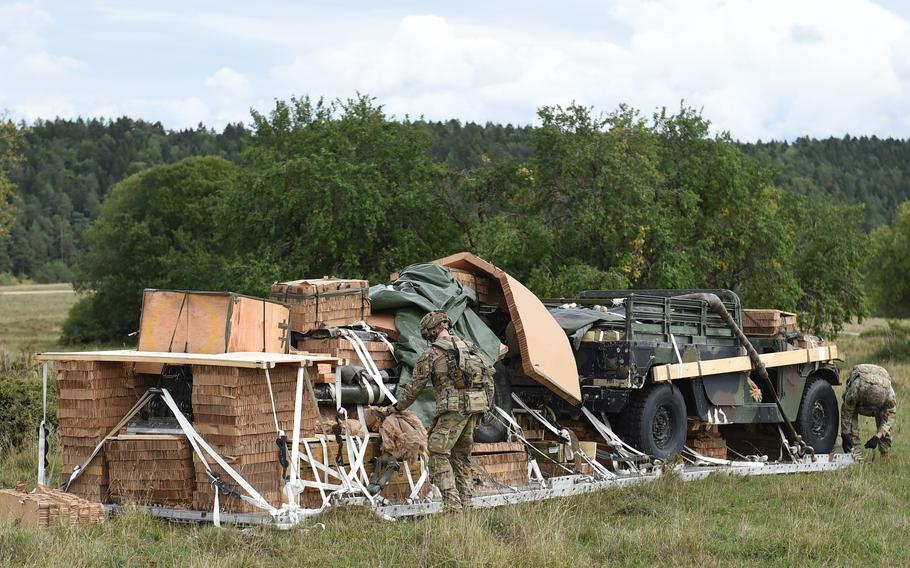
2 0 910 141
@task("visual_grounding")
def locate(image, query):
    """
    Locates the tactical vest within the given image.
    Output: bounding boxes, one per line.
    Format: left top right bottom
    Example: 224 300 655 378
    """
432 336 494 414
432 337 491 389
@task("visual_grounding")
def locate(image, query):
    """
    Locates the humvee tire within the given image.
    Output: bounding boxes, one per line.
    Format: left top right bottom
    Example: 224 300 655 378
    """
619 383 687 459
794 377 839 453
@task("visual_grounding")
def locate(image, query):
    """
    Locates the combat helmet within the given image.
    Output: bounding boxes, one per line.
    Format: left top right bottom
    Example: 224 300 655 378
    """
419 310 450 341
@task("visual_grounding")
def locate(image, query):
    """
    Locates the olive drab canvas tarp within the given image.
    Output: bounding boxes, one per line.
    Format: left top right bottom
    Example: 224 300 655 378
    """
432 252 582 405
369 263 504 424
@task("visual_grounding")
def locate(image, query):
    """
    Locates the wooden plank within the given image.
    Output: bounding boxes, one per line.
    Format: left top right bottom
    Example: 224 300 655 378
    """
35 349 341 368
652 345 840 382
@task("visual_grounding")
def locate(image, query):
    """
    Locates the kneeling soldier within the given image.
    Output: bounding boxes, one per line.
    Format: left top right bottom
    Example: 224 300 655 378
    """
841 364 897 458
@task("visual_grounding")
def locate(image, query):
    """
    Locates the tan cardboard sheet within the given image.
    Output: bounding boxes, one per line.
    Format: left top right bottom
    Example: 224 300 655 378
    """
433 252 581 404
35 349 340 369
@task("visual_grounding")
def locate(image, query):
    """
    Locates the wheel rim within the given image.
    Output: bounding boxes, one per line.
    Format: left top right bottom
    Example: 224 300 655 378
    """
811 400 828 437
652 404 674 448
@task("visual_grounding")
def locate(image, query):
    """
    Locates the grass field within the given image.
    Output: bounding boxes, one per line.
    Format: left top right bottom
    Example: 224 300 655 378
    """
0 289 907 567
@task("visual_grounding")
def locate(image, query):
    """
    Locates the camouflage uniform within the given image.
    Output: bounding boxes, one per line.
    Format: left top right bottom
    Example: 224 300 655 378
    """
841 364 896 457
395 334 494 512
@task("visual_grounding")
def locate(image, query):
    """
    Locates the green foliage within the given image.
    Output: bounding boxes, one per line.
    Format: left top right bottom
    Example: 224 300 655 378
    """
791 198 868 336
232 95 461 290
63 157 241 343
0 119 22 240
867 201 910 317
32 260 73 284
741 136 910 229
0 118 247 278
0 272 17 286
44 98 872 341
0 354 55 448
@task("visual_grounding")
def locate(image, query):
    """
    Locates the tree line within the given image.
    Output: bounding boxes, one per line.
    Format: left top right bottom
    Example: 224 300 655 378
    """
1 98 908 342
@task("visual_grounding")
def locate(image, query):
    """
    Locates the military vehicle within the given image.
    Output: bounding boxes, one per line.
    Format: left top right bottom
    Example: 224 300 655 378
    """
503 289 841 459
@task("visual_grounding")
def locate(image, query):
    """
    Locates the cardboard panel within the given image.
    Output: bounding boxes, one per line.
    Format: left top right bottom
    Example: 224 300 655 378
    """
138 291 230 354
137 290 290 358
433 253 581 404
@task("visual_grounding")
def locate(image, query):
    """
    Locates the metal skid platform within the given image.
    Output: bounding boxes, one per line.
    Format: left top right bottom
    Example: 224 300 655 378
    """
107 453 854 527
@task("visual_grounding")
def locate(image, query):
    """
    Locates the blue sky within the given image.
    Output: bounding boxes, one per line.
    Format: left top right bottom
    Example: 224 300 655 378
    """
2 0 910 140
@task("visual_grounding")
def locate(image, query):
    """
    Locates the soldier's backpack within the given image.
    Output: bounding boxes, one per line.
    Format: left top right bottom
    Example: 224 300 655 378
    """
433 337 493 391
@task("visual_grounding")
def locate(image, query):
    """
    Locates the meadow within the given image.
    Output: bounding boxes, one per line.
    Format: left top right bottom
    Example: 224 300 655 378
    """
0 286 906 567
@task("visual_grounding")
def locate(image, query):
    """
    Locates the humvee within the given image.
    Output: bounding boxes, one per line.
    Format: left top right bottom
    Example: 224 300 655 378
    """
504 289 841 459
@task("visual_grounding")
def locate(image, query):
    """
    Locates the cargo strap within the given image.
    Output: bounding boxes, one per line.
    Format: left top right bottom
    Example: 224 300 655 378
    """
579 406 647 474
37 362 49 486
682 446 764 468
339 328 397 404
511 394 614 480
486 404 576 478
59 388 276 527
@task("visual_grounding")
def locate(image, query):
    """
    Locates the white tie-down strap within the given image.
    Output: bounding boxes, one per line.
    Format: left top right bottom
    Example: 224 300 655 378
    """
63 389 158 491
487 404 574 478
339 328 397 404
580 406 646 458
511 394 569 442
37 362 49 486
158 389 276 514
262 368 284 438
511 395 613 480
682 446 764 468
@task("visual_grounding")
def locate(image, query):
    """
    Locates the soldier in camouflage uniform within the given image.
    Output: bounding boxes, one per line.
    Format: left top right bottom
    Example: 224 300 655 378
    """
391 311 495 512
841 364 897 458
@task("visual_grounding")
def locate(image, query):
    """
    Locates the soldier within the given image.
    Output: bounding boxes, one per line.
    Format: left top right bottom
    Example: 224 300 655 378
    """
389 310 494 512
841 364 897 458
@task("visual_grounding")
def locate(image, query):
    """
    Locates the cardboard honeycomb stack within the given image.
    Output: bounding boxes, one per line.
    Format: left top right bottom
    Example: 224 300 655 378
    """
270 279 370 334
295 337 395 370
687 431 728 460
190 364 318 513
449 268 503 305
106 434 194 508
472 442 529 491
54 360 140 503
742 309 798 336
0 485 106 528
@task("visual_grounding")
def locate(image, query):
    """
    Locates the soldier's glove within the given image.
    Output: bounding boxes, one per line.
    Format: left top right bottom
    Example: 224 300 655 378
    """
864 436 880 450
841 435 853 453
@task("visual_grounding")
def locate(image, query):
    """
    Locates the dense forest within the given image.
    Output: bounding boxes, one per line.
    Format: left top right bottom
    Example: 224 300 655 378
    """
0 118 246 281
0 99 908 339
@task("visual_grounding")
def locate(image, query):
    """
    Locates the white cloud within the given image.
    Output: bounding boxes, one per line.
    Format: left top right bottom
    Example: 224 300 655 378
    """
4 0 910 138
0 2 82 120
267 1 910 139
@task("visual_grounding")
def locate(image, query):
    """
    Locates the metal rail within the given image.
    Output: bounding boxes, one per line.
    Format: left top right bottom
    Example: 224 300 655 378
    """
106 454 854 526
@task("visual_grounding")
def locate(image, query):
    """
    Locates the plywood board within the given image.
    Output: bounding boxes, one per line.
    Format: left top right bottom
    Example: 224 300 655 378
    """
652 345 840 382
36 350 340 368
433 252 581 404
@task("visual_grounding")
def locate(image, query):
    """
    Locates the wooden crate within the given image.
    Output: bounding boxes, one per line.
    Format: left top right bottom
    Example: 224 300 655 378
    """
742 309 798 336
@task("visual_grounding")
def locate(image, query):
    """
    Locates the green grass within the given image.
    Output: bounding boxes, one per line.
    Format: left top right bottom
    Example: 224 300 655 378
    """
0 283 78 354
1 294 908 566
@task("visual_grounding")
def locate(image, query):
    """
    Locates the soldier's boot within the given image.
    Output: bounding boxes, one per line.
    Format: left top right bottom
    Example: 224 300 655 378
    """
429 454 463 513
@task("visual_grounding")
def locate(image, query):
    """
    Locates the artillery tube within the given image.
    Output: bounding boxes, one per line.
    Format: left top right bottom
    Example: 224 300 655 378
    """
313 383 390 405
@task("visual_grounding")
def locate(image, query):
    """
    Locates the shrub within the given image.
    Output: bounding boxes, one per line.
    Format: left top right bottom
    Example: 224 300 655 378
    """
33 260 74 284
0 355 56 448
